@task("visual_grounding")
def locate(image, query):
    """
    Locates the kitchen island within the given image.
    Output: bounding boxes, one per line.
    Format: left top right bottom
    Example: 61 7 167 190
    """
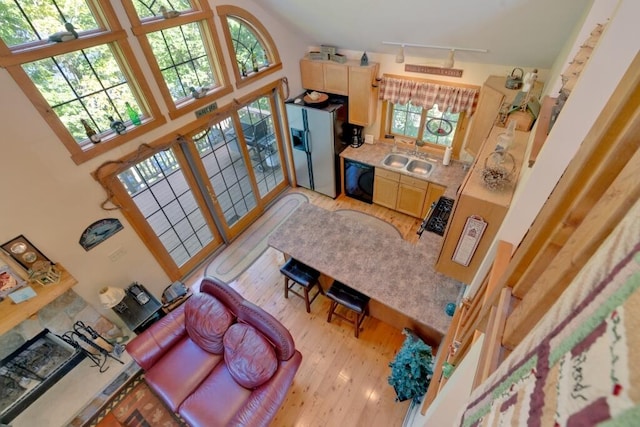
268 202 464 345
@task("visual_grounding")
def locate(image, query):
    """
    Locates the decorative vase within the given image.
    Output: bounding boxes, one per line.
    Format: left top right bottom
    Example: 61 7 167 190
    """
360 51 368 66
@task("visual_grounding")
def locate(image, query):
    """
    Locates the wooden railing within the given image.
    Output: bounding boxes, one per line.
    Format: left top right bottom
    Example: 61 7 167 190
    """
421 52 640 415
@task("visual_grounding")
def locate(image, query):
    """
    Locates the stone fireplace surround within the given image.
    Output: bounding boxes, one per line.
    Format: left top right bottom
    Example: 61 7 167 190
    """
0 289 134 426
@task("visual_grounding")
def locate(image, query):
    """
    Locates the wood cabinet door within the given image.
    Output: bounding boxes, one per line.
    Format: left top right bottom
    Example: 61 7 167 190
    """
300 59 324 92
348 64 378 126
465 84 504 157
373 175 399 209
396 183 427 218
323 63 349 95
421 183 446 218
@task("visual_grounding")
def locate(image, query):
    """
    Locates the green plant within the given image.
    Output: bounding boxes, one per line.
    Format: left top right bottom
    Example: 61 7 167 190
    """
388 328 434 403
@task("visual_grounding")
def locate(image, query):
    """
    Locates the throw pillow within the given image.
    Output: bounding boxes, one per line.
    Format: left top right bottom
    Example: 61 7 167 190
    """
185 293 235 354
223 323 278 389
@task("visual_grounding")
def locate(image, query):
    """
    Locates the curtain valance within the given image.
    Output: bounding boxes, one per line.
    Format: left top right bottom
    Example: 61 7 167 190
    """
378 76 479 114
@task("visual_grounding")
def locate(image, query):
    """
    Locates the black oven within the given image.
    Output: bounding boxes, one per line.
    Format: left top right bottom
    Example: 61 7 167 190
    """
344 159 374 204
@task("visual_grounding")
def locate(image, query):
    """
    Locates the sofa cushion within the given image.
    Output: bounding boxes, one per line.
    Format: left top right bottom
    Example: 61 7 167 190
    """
223 323 278 389
185 293 235 354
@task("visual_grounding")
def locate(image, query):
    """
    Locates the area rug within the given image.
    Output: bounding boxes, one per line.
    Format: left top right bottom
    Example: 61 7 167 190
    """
88 373 185 427
335 209 402 238
205 192 308 283
458 197 640 426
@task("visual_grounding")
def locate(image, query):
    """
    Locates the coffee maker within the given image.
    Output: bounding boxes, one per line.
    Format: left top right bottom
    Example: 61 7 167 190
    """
350 125 363 148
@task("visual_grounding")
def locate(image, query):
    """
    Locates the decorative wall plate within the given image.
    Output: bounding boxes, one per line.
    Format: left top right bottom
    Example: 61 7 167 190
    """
80 218 123 251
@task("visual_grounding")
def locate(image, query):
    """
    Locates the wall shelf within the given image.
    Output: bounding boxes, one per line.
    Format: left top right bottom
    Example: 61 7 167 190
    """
0 265 77 335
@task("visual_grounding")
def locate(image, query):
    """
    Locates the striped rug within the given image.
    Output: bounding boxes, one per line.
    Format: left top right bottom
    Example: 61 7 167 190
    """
205 192 308 283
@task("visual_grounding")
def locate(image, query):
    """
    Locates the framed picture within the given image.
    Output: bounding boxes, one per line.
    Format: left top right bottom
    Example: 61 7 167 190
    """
1 235 52 272
0 265 27 298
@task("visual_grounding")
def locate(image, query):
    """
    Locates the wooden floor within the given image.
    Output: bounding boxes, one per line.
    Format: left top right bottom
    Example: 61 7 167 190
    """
184 187 426 427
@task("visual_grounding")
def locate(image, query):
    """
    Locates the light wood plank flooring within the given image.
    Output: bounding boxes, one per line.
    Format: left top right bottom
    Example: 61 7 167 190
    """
184 188 427 427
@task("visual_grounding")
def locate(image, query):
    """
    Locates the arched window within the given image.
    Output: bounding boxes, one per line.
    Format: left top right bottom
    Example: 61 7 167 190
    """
217 6 282 88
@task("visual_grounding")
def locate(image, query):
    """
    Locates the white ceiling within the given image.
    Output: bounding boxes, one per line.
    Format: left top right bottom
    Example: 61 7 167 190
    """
257 0 593 68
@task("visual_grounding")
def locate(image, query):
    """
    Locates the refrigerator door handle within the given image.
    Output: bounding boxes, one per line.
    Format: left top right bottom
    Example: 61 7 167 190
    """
304 130 311 153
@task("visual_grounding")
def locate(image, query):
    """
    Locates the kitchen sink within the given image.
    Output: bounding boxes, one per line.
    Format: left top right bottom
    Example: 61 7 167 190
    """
382 153 409 168
381 153 435 177
406 159 434 176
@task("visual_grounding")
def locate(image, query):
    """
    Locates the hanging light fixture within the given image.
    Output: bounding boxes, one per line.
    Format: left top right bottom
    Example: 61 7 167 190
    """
443 49 455 68
395 45 405 63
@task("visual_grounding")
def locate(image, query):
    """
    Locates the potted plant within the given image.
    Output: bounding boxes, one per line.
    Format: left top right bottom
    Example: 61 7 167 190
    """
388 328 434 403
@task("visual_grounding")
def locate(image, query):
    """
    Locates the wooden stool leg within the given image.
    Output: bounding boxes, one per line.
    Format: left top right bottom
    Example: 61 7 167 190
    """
327 301 337 322
303 287 311 313
284 277 289 299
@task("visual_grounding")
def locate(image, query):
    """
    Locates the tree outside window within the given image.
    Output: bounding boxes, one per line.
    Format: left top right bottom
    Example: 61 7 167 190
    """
390 103 460 148
227 17 268 76
0 1 162 164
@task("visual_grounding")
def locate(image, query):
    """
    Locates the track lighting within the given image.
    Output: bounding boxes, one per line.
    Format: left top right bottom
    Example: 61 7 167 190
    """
396 45 405 63
382 41 487 67
443 50 455 68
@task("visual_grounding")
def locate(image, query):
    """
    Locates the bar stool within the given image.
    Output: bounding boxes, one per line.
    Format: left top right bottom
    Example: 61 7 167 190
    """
326 280 370 338
279 258 323 313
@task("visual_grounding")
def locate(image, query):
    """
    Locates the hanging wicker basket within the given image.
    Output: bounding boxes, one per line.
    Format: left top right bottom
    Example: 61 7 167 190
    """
481 151 516 191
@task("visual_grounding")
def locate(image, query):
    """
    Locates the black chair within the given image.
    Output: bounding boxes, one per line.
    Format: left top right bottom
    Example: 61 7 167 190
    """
326 280 370 338
279 258 323 313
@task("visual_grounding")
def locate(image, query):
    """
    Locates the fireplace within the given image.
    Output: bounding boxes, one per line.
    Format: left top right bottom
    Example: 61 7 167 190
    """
0 329 85 423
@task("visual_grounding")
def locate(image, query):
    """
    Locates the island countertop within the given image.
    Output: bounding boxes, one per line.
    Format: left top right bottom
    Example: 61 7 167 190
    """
268 203 464 339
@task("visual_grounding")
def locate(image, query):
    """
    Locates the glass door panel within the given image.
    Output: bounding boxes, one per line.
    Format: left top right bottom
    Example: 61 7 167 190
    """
192 117 260 238
117 148 222 274
237 97 286 199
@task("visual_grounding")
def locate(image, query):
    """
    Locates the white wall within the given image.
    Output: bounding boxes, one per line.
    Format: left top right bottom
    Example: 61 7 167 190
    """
416 1 638 425
0 1 311 328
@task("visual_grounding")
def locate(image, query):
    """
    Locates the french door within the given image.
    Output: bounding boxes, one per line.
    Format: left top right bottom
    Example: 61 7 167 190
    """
106 90 288 279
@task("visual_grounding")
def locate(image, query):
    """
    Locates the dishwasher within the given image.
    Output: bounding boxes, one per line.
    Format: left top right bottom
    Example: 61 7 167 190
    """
344 158 374 204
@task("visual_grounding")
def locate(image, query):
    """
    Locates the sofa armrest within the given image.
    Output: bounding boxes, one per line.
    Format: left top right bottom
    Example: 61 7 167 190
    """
230 350 302 427
126 305 187 370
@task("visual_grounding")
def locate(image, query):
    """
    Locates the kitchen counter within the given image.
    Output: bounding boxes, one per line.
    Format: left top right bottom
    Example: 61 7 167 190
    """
340 142 469 199
268 203 465 343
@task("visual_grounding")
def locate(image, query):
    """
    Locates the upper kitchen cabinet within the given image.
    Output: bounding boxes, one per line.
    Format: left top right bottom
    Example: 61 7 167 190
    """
465 75 543 157
348 63 379 127
299 57 379 126
300 58 348 95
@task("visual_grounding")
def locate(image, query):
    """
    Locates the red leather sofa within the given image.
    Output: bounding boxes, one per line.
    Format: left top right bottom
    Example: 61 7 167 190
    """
126 277 302 427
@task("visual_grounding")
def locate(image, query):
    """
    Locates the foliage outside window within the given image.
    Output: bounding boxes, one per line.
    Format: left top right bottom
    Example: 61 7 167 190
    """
217 5 282 88
0 1 162 164
121 0 231 117
146 23 216 102
390 103 461 148
131 0 192 20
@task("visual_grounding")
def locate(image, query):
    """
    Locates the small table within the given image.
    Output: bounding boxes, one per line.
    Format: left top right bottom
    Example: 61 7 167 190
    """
114 284 163 334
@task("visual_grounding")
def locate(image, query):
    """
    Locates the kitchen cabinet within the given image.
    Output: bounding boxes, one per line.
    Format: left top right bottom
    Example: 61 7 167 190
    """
299 57 379 126
373 168 399 209
397 174 429 218
465 76 543 157
435 126 529 283
348 63 379 127
373 167 441 219
300 58 348 96
422 182 446 218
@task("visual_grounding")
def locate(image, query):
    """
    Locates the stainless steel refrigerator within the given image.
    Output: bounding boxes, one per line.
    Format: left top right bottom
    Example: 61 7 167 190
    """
285 99 345 198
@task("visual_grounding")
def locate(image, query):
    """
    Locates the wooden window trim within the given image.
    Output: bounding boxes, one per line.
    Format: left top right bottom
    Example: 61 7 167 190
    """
216 5 283 89
379 100 469 160
121 3 232 119
0 2 166 165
